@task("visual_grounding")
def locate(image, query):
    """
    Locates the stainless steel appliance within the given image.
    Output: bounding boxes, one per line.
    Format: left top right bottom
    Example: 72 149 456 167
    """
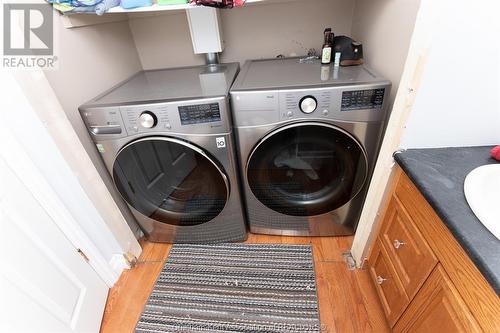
230 58 391 236
79 63 247 243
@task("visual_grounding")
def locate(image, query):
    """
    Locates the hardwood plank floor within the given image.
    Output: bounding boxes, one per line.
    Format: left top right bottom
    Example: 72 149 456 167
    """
100 235 389 333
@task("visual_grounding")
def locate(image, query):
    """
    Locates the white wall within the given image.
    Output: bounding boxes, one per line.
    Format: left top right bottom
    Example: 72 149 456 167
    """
129 12 203 69
129 0 356 69
351 0 421 105
401 1 500 148
220 0 354 64
44 16 144 238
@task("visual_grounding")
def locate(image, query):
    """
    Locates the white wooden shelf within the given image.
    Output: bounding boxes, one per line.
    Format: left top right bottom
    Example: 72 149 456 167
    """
61 0 295 28
106 0 264 14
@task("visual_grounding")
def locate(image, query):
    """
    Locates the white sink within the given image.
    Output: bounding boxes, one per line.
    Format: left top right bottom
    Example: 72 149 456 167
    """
464 164 500 240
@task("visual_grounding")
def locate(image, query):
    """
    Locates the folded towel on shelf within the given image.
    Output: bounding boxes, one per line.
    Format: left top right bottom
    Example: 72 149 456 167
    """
47 0 120 15
48 0 101 7
120 0 152 10
51 3 96 13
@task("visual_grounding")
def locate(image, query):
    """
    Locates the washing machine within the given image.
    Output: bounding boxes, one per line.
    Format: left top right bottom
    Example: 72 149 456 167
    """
79 63 247 243
230 58 391 236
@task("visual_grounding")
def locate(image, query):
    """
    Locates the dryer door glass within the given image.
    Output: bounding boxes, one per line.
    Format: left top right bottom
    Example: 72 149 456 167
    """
113 138 229 226
247 123 368 216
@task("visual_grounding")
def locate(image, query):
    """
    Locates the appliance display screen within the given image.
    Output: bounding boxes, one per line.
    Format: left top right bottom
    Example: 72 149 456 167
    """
341 88 385 111
179 103 221 125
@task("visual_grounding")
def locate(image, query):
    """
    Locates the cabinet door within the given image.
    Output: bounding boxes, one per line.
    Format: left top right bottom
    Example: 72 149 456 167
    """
368 240 410 326
394 264 482 333
380 195 438 298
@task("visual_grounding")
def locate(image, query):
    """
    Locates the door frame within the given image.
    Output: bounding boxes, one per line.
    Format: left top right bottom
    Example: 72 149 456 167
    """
350 0 442 266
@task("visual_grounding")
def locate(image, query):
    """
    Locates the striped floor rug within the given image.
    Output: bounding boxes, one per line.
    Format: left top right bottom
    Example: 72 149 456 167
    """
135 243 320 333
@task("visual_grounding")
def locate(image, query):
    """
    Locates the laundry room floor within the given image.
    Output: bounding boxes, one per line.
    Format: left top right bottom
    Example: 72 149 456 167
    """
100 234 390 333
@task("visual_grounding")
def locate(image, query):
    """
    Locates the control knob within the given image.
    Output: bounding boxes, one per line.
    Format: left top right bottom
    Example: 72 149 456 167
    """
299 96 317 114
139 111 157 128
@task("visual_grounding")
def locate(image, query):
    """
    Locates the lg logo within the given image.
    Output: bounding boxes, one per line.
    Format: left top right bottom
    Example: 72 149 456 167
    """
3 4 53 56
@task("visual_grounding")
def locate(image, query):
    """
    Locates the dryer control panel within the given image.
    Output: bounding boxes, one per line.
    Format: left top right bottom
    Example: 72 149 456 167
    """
230 82 391 127
79 96 231 139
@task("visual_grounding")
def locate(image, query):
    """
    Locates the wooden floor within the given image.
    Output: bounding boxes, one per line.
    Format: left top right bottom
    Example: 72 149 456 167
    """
100 234 390 333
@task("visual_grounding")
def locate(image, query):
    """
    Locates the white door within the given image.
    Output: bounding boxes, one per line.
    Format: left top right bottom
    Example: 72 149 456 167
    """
0 152 109 332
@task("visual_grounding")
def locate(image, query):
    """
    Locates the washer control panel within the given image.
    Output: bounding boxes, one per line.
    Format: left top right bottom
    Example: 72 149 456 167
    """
80 97 230 138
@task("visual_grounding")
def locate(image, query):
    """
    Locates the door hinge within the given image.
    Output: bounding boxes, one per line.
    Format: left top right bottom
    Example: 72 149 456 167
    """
77 249 90 262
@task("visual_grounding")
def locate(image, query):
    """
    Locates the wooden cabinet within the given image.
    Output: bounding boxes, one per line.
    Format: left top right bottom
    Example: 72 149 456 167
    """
369 240 409 325
394 265 481 333
379 196 437 299
368 166 500 332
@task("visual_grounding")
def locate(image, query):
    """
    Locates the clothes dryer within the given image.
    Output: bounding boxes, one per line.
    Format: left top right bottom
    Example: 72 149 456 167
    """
230 58 391 236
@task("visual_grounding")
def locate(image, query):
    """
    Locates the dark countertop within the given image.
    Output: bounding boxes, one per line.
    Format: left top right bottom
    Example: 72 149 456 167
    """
394 146 500 295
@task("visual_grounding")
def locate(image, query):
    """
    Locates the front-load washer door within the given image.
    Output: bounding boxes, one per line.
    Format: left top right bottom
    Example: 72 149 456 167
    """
113 137 229 226
247 123 368 217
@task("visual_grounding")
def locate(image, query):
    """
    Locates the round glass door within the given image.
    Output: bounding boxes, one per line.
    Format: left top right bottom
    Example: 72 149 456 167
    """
247 123 368 216
113 137 228 226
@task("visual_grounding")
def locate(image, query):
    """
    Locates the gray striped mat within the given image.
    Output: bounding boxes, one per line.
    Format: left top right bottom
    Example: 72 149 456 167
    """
135 243 320 333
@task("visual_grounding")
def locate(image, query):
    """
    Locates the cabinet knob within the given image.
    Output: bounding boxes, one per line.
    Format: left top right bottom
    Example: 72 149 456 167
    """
393 239 406 249
376 276 387 285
